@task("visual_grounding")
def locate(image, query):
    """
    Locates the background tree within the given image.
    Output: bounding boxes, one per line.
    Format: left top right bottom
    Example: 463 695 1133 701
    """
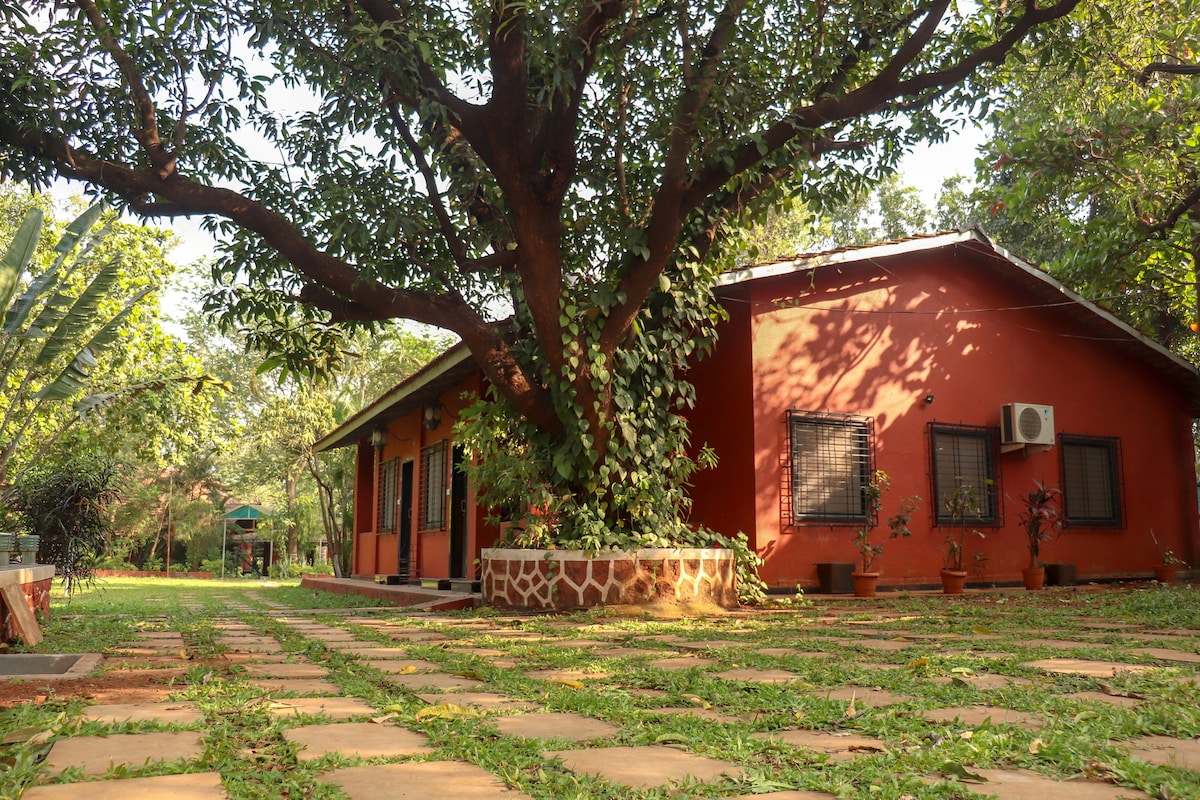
0 0 1079 548
11 453 118 593
178 290 451 575
975 0 1200 354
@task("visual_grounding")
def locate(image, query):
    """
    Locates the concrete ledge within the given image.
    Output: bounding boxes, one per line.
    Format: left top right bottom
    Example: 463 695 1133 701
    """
300 575 478 611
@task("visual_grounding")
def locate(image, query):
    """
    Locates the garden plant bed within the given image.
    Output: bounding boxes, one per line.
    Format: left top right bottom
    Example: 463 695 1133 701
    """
481 547 739 611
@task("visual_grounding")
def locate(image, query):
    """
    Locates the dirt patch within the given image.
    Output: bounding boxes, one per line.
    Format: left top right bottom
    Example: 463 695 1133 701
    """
0 672 180 707
0 659 230 707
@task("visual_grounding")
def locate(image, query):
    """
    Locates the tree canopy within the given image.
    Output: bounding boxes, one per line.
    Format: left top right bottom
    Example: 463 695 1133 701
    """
976 0 1200 352
0 0 1079 546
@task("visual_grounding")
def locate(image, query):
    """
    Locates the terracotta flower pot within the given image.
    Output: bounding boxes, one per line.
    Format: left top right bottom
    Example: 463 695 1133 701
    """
851 571 879 598
1153 565 1178 584
1022 566 1046 591
940 568 968 595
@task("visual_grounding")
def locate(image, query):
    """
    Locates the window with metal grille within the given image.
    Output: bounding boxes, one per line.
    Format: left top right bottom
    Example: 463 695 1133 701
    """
929 423 1000 525
419 441 447 531
786 411 874 524
1060 434 1123 527
378 458 397 532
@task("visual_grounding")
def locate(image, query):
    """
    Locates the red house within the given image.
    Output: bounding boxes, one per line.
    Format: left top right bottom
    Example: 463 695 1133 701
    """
688 229 1200 590
318 229 1200 592
314 347 498 587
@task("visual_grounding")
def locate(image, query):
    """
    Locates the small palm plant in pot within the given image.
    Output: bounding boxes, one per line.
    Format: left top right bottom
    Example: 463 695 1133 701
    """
850 471 919 597
1149 529 1187 584
1018 480 1062 590
941 483 986 594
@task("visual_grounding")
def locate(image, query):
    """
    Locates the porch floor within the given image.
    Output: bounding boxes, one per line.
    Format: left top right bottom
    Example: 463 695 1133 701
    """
299 575 480 611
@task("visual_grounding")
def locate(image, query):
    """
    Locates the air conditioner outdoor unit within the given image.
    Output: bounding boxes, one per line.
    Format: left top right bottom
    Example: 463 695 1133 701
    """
1001 403 1055 446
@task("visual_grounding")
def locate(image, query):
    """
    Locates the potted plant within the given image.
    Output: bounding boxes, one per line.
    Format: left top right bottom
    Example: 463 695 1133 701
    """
849 471 919 597
1149 529 1187 584
940 484 986 594
1018 480 1062 590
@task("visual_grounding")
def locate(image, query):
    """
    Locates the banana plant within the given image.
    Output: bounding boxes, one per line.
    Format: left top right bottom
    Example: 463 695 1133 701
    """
0 203 218 497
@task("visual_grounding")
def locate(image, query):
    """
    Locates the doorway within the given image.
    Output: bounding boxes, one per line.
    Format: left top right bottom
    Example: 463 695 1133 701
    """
449 445 467 579
398 460 414 581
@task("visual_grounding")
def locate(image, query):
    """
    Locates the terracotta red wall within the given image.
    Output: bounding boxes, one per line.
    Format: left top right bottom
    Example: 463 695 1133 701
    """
688 293 758 541
691 249 1199 589
351 371 495 581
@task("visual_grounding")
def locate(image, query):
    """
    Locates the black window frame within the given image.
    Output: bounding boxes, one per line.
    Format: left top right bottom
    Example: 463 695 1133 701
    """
1059 434 1124 528
419 440 448 531
378 457 398 533
785 410 875 526
929 422 1002 526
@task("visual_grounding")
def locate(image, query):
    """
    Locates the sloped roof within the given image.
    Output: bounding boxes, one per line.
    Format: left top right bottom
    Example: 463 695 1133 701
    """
314 342 474 451
716 227 1200 412
223 504 270 520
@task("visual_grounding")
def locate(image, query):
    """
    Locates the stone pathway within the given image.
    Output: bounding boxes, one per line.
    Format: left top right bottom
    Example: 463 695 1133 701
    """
6 591 1198 800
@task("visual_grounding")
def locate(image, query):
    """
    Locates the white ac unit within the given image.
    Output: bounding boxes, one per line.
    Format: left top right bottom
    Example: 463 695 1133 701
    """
1001 403 1055 446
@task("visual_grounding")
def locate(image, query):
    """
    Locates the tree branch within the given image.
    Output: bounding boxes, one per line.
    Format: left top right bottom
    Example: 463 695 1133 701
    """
76 0 176 179
1138 62 1200 85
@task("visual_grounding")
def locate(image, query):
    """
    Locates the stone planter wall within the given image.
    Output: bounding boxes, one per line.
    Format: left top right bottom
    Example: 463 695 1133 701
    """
481 548 739 611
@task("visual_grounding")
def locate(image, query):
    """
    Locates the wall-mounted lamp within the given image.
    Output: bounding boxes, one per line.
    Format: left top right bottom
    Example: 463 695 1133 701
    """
924 394 935 404
370 426 388 449
423 403 443 431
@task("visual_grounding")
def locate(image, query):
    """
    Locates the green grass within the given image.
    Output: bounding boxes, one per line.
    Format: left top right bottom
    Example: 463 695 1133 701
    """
0 580 1197 798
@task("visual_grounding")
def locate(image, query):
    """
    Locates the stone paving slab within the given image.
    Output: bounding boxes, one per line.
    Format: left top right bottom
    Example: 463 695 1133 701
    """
928 767 1150 799
492 711 621 741
385 631 450 642
596 646 656 658
283 721 434 761
220 642 283 653
132 631 183 640
241 662 328 679
386 673 487 691
1021 658 1153 677
81 702 204 726
674 640 749 652
1129 647 1200 664
21 772 229 799
547 639 608 648
716 668 798 684
317 761 533 799
757 649 833 659
546 744 743 788
268 696 376 720
648 656 713 671
220 652 290 664
363 658 441 673
332 646 412 658
923 706 1042 729
928 674 1032 690
1066 691 1144 707
524 668 610 682
1125 734 1200 771
42 730 205 776
248 678 342 695
416 691 539 711
1022 639 1102 650
818 687 909 706
753 730 886 760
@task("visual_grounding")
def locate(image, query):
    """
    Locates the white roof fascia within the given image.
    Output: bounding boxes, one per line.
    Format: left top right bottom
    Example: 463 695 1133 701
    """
313 344 472 452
